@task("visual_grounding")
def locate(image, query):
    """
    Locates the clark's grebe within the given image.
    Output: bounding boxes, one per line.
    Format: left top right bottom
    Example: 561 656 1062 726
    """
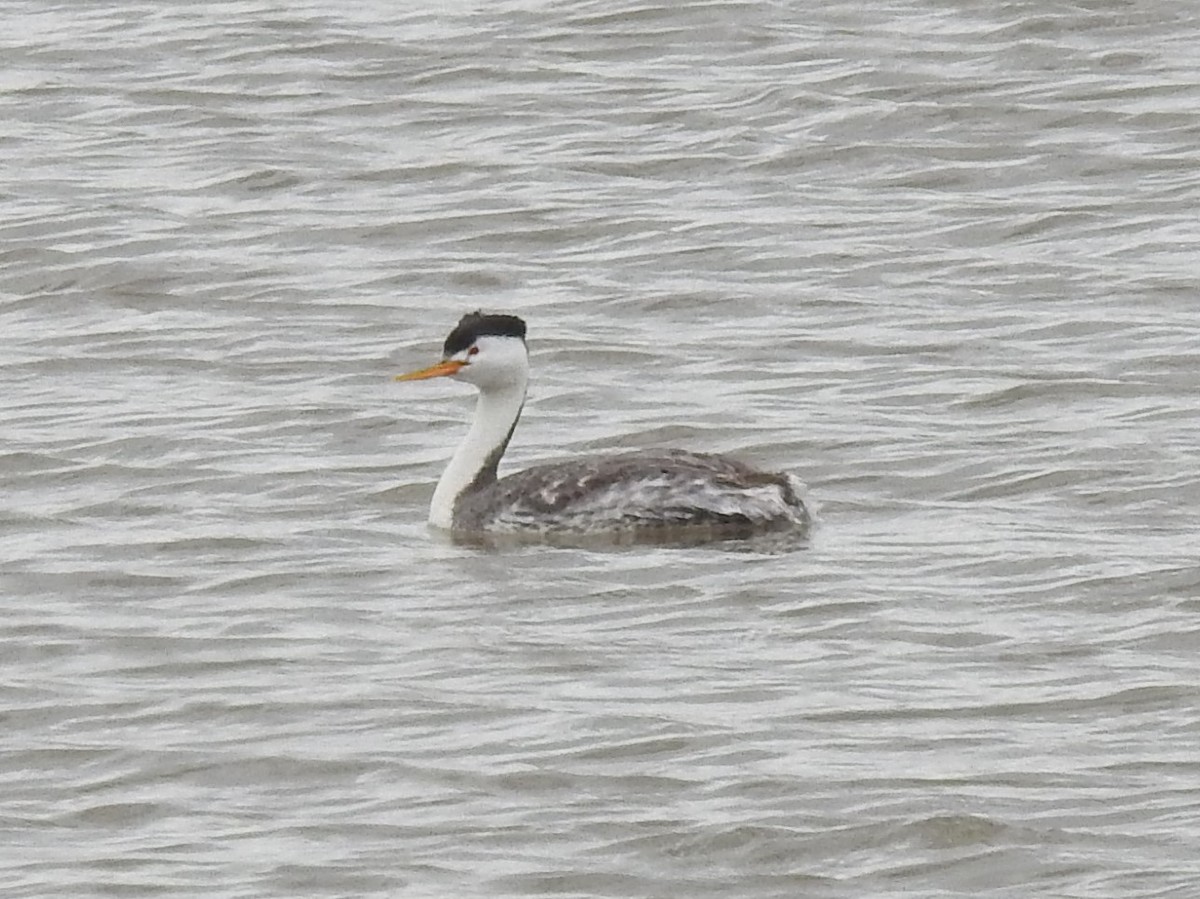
396 312 809 541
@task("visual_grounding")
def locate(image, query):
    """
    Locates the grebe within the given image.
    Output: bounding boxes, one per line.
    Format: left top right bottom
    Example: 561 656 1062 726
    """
396 312 810 541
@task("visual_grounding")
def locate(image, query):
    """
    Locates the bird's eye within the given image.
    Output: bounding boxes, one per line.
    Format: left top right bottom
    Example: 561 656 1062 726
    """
467 346 480 356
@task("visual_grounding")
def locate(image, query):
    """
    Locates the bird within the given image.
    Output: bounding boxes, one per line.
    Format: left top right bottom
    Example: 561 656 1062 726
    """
395 311 810 542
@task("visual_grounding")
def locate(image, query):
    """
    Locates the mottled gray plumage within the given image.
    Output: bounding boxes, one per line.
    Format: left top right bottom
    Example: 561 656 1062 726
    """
454 448 809 537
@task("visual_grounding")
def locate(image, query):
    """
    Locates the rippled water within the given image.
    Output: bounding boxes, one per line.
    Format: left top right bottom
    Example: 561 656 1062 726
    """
4 1 1200 896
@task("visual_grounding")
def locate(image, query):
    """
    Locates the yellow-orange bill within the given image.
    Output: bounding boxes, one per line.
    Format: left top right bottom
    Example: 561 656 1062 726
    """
394 359 465 381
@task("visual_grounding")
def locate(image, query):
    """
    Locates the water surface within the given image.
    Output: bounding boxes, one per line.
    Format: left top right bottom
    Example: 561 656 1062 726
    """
3 1 1199 897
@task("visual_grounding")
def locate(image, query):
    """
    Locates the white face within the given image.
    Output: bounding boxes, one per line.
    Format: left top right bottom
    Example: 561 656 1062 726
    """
448 335 528 390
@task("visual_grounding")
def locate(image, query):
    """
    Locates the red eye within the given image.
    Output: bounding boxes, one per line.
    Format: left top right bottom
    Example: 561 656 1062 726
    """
467 346 480 356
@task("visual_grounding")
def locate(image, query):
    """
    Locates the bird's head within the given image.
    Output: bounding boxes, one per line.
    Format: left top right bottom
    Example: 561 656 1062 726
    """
395 311 528 391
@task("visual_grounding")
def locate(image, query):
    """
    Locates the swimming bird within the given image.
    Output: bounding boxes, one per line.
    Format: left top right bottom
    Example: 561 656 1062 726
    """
395 311 809 541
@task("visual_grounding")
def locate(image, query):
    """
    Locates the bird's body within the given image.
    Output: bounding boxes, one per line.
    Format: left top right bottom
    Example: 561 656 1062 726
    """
396 312 809 542
456 448 808 537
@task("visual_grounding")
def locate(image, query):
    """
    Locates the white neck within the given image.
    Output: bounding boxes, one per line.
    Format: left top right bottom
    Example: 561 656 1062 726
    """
428 381 526 529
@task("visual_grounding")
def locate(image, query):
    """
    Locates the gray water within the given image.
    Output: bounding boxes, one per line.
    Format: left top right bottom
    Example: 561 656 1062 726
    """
3 1 1199 896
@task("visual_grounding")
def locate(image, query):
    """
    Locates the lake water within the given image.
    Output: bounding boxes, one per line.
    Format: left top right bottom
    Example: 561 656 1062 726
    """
3 1 1199 897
